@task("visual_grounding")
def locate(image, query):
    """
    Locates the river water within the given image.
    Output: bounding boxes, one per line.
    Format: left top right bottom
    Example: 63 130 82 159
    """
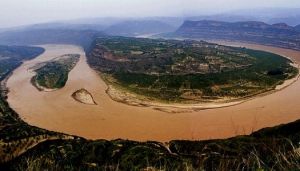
6 43 300 142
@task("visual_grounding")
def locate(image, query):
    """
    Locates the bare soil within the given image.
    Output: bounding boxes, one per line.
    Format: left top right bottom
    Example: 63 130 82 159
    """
72 88 97 105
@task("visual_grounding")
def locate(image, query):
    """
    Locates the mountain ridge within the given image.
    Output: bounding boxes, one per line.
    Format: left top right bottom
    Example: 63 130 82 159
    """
104 20 176 36
173 20 300 50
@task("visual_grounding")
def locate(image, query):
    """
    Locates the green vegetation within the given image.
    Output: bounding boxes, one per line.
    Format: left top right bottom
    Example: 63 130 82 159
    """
88 37 298 102
32 54 80 90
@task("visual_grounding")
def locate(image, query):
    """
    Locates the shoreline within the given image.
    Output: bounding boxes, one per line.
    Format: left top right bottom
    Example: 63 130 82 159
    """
30 76 59 92
0 74 12 100
71 88 98 105
29 53 80 92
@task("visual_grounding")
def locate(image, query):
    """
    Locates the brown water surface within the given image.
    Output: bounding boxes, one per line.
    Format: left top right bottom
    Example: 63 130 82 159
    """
6 43 300 142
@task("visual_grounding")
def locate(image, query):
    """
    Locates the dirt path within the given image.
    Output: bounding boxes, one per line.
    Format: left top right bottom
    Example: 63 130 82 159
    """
6 44 300 142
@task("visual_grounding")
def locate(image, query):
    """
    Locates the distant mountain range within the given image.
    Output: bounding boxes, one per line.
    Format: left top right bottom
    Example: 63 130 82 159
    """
296 24 300 32
176 20 299 36
0 29 103 50
1 14 300 51
224 8 300 26
2 7 300 39
26 22 105 31
173 20 300 50
104 20 176 36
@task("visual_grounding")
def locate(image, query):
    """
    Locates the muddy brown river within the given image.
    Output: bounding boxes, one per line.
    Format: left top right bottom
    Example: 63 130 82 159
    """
6 43 300 142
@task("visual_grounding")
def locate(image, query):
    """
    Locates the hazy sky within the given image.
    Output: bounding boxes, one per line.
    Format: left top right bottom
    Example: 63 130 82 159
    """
1 0 300 28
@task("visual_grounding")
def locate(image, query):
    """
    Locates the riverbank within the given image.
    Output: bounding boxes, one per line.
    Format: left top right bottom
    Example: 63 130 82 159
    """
104 63 299 113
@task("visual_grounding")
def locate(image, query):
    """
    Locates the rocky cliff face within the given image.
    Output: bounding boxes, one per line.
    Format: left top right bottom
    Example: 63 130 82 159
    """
175 20 300 50
176 20 299 36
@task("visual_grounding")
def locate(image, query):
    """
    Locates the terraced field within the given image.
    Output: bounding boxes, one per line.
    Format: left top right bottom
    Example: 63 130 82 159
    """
88 37 298 103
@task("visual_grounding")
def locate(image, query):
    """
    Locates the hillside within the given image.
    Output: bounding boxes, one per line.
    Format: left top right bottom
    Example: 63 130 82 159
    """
174 20 300 50
0 29 103 51
104 20 176 36
0 45 44 81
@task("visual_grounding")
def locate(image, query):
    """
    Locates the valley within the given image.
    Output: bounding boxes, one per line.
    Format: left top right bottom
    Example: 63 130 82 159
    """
1 1 300 170
5 43 300 142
